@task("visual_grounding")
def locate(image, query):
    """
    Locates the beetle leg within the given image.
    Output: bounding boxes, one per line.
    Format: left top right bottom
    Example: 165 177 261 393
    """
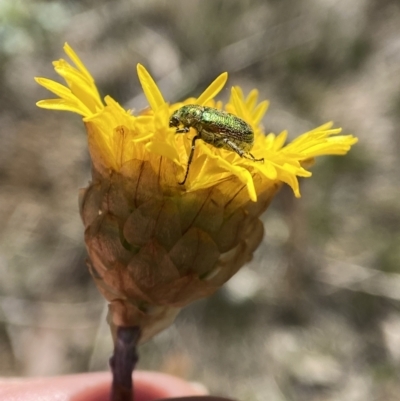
175 126 190 134
222 138 246 157
179 135 200 185
248 152 264 163
223 139 264 163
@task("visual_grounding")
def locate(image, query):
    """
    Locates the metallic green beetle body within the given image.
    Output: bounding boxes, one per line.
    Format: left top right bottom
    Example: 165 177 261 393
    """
169 104 264 185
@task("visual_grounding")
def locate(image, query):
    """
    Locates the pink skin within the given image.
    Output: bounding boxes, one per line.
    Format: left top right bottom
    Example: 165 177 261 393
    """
0 371 207 401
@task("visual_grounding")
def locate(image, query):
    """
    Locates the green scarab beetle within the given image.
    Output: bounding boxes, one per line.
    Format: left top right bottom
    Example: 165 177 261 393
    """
169 104 264 185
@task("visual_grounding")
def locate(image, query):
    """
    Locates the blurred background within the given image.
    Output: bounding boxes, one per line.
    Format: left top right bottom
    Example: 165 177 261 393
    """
1 0 400 400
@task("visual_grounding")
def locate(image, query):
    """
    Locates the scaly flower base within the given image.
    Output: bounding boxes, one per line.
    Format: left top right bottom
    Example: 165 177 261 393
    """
79 162 279 342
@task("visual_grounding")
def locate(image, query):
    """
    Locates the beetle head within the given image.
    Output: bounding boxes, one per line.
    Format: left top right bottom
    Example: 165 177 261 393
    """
169 105 203 129
169 112 181 128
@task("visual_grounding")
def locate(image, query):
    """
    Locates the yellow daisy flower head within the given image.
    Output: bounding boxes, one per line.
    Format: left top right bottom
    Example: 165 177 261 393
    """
36 44 357 342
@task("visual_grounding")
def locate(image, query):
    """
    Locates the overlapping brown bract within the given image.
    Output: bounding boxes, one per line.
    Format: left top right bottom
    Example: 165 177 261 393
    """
79 158 280 343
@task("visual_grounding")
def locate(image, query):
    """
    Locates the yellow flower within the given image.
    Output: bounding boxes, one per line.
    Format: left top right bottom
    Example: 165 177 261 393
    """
35 44 357 342
36 44 357 203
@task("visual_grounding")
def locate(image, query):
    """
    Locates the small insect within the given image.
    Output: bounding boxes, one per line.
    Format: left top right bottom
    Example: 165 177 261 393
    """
169 104 264 185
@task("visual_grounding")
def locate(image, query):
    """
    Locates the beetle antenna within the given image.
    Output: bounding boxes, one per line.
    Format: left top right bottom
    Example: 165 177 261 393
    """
179 135 200 185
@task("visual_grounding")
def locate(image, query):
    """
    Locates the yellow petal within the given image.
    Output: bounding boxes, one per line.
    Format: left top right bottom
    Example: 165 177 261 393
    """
307 122 335 133
300 136 358 157
245 89 258 111
203 147 257 201
63 42 95 84
252 100 269 125
146 141 180 164
196 72 228 105
35 77 75 100
137 64 166 112
233 86 244 101
36 99 91 116
272 130 288 151
280 170 301 198
53 58 103 112
230 87 250 122
256 161 278 180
